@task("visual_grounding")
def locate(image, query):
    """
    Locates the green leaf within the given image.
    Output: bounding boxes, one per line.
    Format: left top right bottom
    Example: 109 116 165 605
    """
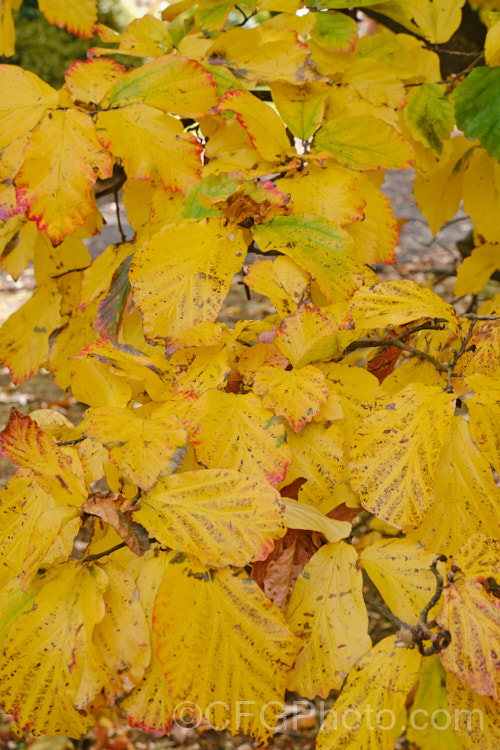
404 83 455 154
452 67 500 160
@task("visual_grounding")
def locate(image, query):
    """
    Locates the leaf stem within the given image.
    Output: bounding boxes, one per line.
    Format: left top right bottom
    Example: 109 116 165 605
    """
84 542 127 562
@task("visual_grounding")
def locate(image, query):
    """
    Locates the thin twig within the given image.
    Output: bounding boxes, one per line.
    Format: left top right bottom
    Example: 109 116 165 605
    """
56 436 85 446
419 555 447 625
364 595 409 630
114 188 126 243
85 542 127 562
461 314 500 320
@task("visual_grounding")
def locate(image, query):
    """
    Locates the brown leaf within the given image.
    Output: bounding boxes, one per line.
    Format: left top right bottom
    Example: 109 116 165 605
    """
327 502 362 524
251 528 320 610
83 492 150 556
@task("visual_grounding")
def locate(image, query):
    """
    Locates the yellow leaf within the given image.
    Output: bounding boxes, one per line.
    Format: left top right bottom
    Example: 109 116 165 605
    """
38 0 97 37
485 18 500 66
349 384 455 528
252 364 329 432
206 26 316 86
96 104 202 192
407 656 462 750
92 560 150 697
382 357 447 395
354 30 441 82
274 305 347 368
71 358 134 409
244 256 310 319
447 673 500 750
0 0 15 57
284 422 344 506
468 379 500 473
22 504 80 589
279 164 366 227
284 499 351 542
0 65 57 150
413 136 472 235
454 243 499 295
79 241 134 311
286 542 370 697
407 417 500 555
270 81 330 140
171 344 230 396
130 218 246 337
65 58 125 105
344 174 399 264
350 279 459 333
184 389 292 486
408 0 466 43
463 147 500 243
0 280 62 383
455 320 500 381
342 58 406 109
120 552 175 735
0 563 108 736
105 54 217 117
316 635 421 750
215 89 290 163
318 363 381 437
437 535 500 700
0 471 54 588
0 575 41 653
315 115 414 170
81 406 187 491
253 215 363 303
153 554 298 744
136 468 285 567
360 538 445 623
1 409 87 506
15 109 112 243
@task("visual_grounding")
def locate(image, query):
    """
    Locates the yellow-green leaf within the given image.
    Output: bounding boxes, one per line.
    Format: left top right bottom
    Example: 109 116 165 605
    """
342 58 406 109
130 218 246 337
153 554 298 744
316 635 421 750
135 468 285 566
408 0 466 43
407 656 462 750
315 115 414 170
404 82 455 154
253 215 362 303
349 384 455 528
184 390 292 486
270 81 330 141
105 54 217 117
15 109 112 243
81 406 187 491
286 542 370 697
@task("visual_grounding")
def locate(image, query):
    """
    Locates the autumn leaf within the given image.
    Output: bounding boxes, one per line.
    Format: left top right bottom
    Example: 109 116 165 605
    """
81 406 187 491
153 553 298 744
130 218 246 337
407 656 462 750
285 421 344 506
65 58 125 105
284 498 351 542
286 542 370 697
83 492 150 556
316 635 421 750
349 384 455 528
447 673 500 750
252 364 329 431
437 535 500 701
135 468 285 567
0 65 57 150
1 409 87 506
38 0 97 37
184 389 292 486
15 109 112 243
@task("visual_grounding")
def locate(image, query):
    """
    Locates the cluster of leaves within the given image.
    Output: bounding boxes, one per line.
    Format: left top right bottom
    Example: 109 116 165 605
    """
0 0 500 747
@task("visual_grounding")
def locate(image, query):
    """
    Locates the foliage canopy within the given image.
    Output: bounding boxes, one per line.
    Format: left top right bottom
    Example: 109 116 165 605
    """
0 0 500 747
